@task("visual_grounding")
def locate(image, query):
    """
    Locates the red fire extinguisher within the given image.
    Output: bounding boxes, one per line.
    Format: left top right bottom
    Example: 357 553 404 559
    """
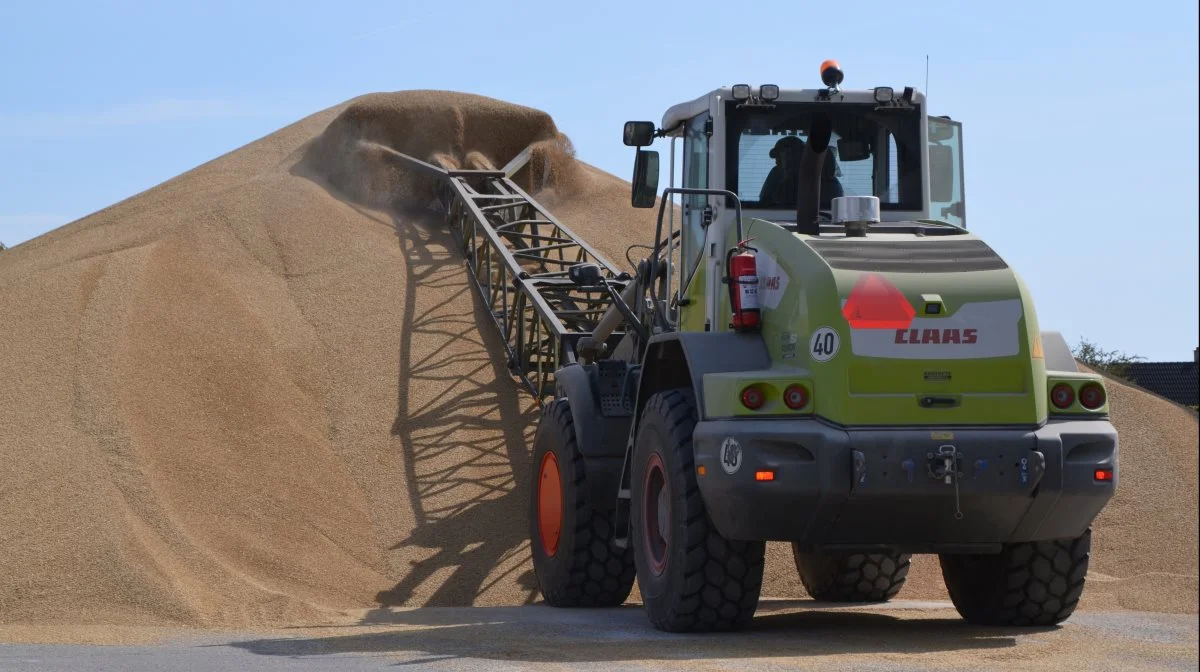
725 239 760 332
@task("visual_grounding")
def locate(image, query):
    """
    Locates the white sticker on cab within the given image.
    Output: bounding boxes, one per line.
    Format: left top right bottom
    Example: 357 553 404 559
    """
755 251 789 310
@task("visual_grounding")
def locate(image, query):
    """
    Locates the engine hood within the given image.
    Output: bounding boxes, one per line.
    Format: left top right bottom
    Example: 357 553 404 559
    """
810 237 1026 363
745 226 1049 426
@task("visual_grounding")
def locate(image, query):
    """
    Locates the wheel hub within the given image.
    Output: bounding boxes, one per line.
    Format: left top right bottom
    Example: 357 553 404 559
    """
642 452 670 575
538 451 562 556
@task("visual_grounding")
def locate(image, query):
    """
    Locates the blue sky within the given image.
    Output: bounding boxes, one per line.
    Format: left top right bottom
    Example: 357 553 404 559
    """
2 0 1197 360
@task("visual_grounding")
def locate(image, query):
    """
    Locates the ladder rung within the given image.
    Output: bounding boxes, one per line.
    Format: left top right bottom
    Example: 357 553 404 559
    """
510 254 581 267
480 202 526 212
493 219 549 230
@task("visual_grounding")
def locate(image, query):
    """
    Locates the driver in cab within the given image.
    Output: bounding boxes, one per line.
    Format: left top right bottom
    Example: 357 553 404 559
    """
759 135 844 209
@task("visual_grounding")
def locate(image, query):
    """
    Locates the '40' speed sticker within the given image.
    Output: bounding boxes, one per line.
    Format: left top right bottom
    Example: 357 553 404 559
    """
809 327 841 362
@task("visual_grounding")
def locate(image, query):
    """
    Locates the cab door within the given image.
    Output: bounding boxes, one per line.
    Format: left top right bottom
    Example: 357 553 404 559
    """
677 112 711 332
928 116 966 227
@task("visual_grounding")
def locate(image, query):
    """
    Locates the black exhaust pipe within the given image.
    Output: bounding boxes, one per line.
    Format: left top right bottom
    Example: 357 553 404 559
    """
795 113 832 236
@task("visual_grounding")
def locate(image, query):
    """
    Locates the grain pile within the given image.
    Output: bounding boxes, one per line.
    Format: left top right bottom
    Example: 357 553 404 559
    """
1070 367 1199 613
0 90 1195 633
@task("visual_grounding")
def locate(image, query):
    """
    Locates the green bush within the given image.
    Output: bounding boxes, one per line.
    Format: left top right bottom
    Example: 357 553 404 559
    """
1072 337 1144 379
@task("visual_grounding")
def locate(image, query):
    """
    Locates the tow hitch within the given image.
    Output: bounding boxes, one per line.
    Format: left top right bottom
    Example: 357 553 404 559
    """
928 444 962 484
928 445 965 520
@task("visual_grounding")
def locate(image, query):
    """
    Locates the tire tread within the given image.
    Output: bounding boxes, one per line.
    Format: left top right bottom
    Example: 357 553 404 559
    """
939 528 1092 626
793 548 912 602
534 398 635 608
637 389 765 632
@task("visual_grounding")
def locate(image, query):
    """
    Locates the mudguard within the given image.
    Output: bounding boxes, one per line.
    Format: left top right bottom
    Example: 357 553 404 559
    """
553 362 634 511
634 331 772 423
611 331 773 539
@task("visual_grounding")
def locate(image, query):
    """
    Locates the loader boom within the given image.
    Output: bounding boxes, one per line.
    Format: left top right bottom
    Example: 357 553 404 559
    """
381 147 635 401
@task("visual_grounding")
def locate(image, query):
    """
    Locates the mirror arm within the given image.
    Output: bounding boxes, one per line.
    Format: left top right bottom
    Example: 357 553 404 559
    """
658 120 684 138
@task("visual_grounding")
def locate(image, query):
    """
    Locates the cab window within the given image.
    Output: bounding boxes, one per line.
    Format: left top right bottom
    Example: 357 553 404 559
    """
681 113 709 283
725 100 924 212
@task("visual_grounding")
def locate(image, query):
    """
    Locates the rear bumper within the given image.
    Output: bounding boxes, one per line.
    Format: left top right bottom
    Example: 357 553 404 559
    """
692 417 1117 552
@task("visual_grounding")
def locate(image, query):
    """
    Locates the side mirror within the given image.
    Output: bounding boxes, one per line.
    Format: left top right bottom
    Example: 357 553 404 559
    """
631 149 659 208
837 138 870 162
623 121 656 147
928 118 956 142
928 144 955 203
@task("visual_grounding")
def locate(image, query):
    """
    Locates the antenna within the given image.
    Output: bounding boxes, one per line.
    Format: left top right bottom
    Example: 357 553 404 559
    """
925 54 930 99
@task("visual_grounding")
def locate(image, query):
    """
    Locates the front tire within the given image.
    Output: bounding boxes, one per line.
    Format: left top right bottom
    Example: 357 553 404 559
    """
630 388 765 632
529 398 635 607
792 548 911 602
939 528 1092 626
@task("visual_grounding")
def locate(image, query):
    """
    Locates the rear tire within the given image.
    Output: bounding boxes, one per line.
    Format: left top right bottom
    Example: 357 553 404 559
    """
529 398 635 607
792 547 911 602
630 388 765 632
938 528 1091 626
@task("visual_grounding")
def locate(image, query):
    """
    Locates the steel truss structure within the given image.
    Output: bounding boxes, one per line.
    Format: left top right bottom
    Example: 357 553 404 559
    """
389 146 630 404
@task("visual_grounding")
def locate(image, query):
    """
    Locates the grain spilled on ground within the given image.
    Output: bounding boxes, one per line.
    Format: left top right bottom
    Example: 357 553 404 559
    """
0 90 1195 635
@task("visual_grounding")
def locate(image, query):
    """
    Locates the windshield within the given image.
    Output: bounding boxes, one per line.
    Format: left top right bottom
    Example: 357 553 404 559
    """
724 100 924 212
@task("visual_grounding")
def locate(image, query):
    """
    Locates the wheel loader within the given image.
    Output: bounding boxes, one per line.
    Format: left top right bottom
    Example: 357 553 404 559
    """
528 61 1119 633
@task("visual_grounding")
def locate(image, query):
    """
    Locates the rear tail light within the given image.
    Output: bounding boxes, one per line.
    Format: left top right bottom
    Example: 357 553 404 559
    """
1094 467 1113 482
783 384 809 410
755 470 775 481
741 385 765 410
1079 383 1106 410
1050 383 1075 409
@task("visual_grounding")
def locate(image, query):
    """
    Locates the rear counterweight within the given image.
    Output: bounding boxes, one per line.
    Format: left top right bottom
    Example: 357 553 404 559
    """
690 418 1117 553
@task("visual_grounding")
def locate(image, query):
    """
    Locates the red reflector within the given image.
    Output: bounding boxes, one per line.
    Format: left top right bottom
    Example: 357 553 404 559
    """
1050 383 1075 409
741 385 765 410
755 470 775 481
842 273 915 330
1094 468 1113 482
1079 383 1106 410
784 384 809 410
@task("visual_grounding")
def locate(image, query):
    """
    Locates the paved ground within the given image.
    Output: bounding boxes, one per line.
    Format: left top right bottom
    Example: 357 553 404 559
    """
1 601 1196 671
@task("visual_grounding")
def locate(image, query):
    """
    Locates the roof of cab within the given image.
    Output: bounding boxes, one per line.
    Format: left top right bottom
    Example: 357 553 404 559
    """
659 86 928 132
660 90 715 133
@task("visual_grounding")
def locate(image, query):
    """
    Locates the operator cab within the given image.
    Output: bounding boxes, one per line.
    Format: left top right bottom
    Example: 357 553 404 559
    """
623 61 967 235
621 61 969 331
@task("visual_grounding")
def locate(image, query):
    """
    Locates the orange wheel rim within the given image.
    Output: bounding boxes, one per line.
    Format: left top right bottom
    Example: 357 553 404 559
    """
537 451 563 557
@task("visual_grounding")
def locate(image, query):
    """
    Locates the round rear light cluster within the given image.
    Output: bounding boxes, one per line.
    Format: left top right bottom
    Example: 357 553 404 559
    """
1050 383 1075 409
741 385 765 410
1079 383 1106 410
784 384 809 410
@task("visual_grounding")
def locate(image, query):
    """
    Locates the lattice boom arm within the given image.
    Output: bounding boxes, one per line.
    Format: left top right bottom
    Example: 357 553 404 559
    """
386 147 632 403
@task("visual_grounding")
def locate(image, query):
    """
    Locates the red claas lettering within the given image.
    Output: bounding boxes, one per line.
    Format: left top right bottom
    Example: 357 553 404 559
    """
894 328 979 344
